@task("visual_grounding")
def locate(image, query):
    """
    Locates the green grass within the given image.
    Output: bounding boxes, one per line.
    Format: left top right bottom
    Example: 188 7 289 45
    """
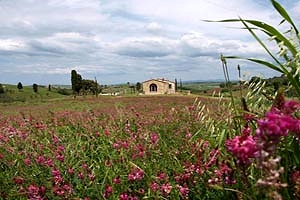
1 84 71 103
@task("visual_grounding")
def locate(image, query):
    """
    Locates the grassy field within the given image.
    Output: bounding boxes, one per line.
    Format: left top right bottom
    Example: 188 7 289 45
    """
0 95 233 199
0 81 298 199
0 81 227 104
0 84 71 103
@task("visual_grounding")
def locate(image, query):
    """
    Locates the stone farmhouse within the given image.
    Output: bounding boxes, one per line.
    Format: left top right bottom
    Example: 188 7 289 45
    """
142 78 176 95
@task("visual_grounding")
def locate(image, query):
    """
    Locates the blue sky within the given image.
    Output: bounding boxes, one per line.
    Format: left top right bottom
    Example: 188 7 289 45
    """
0 0 299 85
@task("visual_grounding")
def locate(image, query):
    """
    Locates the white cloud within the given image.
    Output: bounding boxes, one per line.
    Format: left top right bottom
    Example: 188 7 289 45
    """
0 39 26 51
110 37 177 57
0 0 295 85
146 22 162 32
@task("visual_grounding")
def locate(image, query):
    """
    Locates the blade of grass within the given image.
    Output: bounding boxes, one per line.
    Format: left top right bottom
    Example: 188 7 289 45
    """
225 56 285 73
205 19 297 57
271 0 299 35
239 18 289 68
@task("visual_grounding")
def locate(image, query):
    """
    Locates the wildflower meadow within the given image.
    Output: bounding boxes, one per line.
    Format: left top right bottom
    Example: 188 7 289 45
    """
1 0 300 199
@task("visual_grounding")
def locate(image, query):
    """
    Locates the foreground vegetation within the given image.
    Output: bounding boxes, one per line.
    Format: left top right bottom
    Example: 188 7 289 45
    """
0 80 299 199
0 0 300 199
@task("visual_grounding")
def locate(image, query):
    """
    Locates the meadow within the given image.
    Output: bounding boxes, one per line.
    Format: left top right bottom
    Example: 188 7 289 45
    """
0 95 232 199
1 1 300 199
1 83 300 199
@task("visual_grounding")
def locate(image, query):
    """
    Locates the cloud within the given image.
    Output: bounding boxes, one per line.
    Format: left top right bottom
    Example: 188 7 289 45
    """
110 37 176 57
0 0 295 85
146 22 162 33
0 39 27 51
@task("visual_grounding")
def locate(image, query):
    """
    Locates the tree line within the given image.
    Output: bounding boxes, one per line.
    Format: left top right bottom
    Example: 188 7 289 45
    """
0 82 47 94
71 70 101 96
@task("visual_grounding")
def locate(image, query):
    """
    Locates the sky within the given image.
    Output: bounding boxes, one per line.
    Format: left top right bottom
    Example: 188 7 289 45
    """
0 0 299 85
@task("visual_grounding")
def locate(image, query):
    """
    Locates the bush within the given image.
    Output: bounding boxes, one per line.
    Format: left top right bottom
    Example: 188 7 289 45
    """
0 93 14 103
57 88 73 95
33 84 38 93
0 84 4 94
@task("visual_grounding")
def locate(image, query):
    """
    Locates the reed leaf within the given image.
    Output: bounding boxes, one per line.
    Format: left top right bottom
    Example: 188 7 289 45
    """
241 19 297 57
224 56 284 73
207 0 300 97
208 18 297 57
270 0 299 35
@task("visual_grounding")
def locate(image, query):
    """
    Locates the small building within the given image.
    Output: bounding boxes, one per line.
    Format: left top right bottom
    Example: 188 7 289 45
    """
142 78 176 95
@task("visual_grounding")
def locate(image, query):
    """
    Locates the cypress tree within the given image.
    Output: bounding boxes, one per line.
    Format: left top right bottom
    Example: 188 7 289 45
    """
17 82 23 91
71 70 82 94
33 83 38 93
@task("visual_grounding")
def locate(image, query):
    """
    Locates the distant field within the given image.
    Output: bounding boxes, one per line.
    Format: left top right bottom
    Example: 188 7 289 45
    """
0 81 243 105
0 84 72 103
0 95 198 116
181 82 222 94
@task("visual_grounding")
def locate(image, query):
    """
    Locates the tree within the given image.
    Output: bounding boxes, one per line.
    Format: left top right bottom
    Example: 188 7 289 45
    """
175 78 178 91
136 82 142 93
71 70 82 95
17 82 23 91
95 77 99 97
81 79 100 95
0 84 4 94
48 84 51 91
33 83 38 93
179 79 183 90
249 76 261 85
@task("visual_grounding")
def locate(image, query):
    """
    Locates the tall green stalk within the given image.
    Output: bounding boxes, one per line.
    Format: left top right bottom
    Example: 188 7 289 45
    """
207 0 300 98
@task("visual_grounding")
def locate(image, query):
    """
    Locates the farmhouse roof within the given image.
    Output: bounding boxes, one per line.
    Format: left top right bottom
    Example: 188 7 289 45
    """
142 78 175 84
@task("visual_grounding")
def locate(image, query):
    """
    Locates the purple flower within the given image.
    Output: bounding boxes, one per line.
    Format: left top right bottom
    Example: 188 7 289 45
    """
128 167 144 181
119 193 129 200
104 185 113 199
226 128 258 165
178 184 189 197
149 181 159 192
161 183 172 196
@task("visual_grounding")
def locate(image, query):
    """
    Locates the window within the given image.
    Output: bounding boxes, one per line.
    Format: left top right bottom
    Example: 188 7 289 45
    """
149 83 157 92
169 84 172 89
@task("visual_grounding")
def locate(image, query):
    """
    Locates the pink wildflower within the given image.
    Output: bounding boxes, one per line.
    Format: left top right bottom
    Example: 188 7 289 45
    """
291 170 300 184
104 129 110 136
185 132 192 139
128 167 144 181
53 187 65 196
36 155 46 165
113 176 121 184
161 183 172 196
67 167 74 175
150 181 159 192
104 185 113 199
157 172 166 181
52 135 59 144
24 157 31 166
178 184 189 197
88 173 96 181
27 184 43 200
113 142 120 149
55 153 64 162
121 141 129 149
226 128 258 165
139 188 145 195
45 159 54 167
12 176 24 185
205 149 220 169
119 192 129 200
52 168 61 177
78 171 84 180
256 112 292 138
56 145 65 152
150 133 159 144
